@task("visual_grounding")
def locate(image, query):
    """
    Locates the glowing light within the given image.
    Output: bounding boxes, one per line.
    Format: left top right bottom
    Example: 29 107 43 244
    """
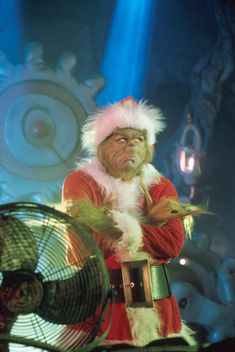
179 258 187 266
179 150 195 173
187 156 195 171
96 0 156 105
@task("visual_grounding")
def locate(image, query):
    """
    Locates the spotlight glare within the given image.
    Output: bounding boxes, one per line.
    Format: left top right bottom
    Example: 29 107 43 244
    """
96 0 156 105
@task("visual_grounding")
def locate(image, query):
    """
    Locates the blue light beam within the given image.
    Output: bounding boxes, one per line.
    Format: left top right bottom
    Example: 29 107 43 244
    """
0 0 22 63
96 0 156 106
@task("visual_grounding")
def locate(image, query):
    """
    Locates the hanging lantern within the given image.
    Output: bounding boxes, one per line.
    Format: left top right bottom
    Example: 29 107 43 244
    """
176 116 202 189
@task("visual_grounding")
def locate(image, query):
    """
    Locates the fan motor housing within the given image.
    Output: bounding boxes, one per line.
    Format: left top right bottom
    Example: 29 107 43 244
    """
2 270 44 314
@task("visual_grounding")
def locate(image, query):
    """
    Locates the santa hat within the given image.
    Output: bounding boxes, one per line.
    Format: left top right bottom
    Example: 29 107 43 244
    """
81 97 166 155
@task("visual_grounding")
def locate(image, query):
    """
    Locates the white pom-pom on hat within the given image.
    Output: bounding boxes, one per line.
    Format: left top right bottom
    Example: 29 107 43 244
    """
81 96 166 155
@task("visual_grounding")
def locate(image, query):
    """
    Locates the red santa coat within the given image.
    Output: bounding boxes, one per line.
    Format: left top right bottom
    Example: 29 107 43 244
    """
62 160 191 346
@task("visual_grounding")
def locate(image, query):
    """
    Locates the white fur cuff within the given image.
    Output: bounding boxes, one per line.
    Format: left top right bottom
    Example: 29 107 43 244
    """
110 210 143 261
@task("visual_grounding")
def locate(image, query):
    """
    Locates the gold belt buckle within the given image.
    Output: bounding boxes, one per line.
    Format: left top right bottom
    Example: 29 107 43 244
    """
121 259 154 308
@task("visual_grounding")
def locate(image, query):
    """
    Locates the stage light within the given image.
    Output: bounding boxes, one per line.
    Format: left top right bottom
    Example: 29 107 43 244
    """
96 0 156 105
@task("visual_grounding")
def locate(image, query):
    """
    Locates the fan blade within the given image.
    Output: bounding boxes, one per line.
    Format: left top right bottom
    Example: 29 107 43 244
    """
0 215 39 272
37 258 103 324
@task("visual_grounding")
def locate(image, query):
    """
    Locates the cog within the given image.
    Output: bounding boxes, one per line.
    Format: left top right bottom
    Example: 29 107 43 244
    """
0 42 104 202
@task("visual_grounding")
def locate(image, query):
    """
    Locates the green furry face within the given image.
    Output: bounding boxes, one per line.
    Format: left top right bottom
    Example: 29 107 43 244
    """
97 128 153 181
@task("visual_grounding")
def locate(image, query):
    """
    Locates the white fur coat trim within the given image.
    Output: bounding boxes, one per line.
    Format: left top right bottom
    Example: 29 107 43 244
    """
78 159 171 345
110 210 152 262
126 306 161 346
127 309 195 347
79 159 161 204
79 159 161 261
102 322 196 347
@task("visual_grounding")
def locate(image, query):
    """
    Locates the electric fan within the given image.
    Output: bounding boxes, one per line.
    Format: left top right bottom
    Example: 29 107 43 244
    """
0 202 111 352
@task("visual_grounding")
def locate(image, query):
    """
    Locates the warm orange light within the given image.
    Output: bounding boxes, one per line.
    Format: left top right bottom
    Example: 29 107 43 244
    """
179 150 195 173
176 121 202 191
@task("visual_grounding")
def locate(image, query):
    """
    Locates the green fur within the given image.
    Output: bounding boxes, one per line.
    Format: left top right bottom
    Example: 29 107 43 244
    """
73 199 121 240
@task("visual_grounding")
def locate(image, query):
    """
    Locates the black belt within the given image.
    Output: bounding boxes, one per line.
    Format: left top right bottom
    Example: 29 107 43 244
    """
109 261 171 308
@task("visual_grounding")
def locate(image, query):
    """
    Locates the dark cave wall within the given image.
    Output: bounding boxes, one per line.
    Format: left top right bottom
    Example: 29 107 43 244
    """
17 0 115 80
146 0 219 137
146 0 235 257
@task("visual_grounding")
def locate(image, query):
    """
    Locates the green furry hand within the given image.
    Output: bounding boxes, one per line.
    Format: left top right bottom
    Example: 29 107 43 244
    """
67 199 122 241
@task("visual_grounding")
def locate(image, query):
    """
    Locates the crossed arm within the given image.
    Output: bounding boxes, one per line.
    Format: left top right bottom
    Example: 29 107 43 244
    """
62 171 187 262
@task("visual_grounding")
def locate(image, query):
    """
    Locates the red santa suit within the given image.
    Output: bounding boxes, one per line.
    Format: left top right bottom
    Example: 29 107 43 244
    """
62 159 193 346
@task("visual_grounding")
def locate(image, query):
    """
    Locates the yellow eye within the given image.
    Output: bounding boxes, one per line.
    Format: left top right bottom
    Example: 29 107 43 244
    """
134 137 144 143
116 137 126 143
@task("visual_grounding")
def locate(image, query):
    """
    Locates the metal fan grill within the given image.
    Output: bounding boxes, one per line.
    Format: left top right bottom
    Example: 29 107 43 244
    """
0 202 111 352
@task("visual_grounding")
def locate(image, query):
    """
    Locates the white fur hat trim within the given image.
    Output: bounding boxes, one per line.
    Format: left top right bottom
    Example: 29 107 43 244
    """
81 97 165 155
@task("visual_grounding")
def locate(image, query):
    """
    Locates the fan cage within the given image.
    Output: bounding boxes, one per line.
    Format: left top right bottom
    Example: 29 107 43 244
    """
0 202 111 352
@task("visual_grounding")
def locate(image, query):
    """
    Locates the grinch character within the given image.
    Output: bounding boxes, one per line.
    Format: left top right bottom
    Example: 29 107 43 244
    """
62 97 199 347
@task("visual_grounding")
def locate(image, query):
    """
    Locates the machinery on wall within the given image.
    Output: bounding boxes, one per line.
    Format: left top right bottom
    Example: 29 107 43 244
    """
169 233 235 344
0 41 104 205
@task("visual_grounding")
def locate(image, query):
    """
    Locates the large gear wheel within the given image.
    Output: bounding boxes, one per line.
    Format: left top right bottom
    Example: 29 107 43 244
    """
0 42 104 204
0 80 86 181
